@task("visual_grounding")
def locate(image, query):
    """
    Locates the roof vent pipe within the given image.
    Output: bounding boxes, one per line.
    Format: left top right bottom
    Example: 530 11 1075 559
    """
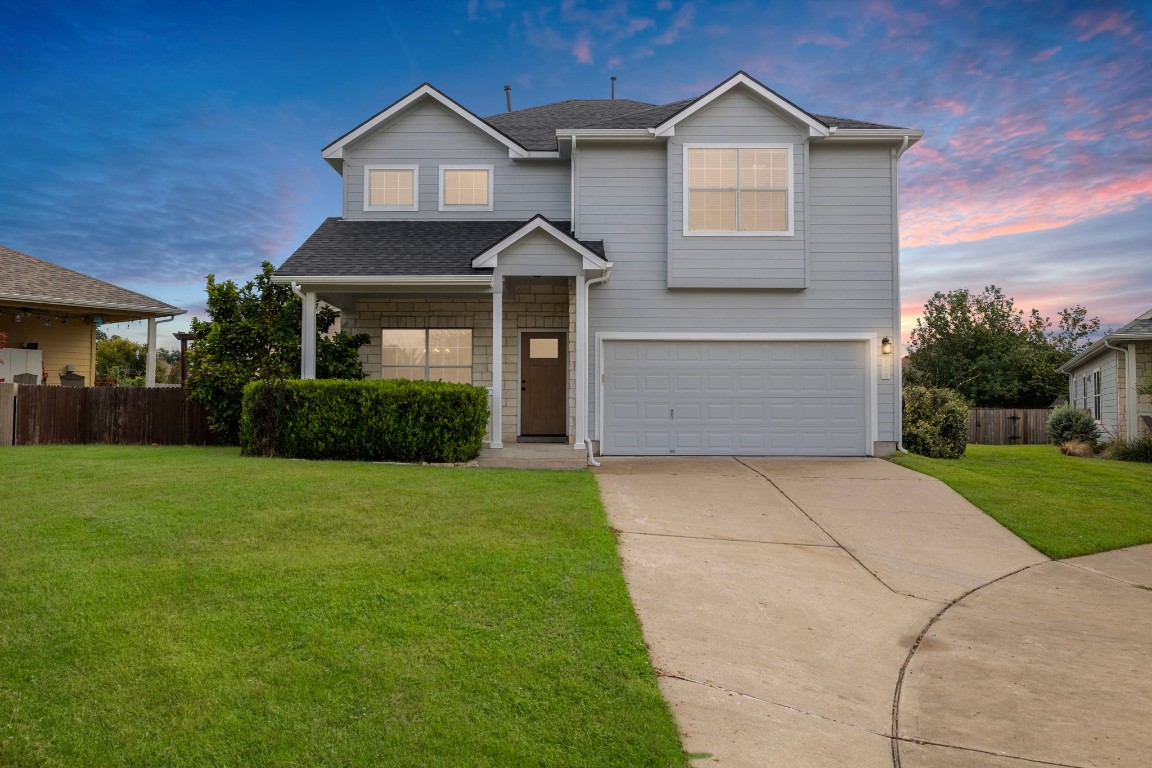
504 85 512 112
610 76 616 100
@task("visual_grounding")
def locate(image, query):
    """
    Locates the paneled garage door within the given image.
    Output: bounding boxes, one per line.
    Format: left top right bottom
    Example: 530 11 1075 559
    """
602 340 868 456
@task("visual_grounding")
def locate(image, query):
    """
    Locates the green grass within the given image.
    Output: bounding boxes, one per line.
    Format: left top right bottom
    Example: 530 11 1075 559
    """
0 446 688 768
890 444 1152 559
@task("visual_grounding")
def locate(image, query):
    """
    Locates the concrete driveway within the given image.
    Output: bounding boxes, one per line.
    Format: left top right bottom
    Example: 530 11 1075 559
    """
594 457 1152 767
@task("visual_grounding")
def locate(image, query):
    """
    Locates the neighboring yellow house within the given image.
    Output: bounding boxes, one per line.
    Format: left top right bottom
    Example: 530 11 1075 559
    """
0 245 184 386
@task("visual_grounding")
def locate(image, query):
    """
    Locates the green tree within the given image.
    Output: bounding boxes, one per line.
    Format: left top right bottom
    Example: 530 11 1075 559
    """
96 335 148 386
187 262 369 442
905 286 1099 407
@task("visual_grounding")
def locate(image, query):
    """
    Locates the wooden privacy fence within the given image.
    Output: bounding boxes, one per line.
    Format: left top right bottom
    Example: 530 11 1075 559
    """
968 407 1053 445
0 384 220 446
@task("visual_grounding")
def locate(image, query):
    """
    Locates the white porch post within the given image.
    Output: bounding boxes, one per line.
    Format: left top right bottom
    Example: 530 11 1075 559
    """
145 316 157 387
490 277 504 448
574 274 587 450
301 290 317 379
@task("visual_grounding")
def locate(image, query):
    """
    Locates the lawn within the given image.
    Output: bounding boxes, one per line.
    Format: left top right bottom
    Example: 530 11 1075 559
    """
890 444 1152 559
0 446 688 768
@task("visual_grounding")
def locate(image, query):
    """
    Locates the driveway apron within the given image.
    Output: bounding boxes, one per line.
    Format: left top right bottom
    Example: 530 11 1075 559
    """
594 456 1047 767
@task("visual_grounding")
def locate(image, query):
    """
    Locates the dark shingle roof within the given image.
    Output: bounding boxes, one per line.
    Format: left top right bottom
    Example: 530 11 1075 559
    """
485 99 658 151
0 244 183 315
1116 311 1152 335
276 218 605 277
483 92 907 150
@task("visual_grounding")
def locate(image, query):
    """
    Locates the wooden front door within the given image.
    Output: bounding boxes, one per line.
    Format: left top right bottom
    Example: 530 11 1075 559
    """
520 332 566 436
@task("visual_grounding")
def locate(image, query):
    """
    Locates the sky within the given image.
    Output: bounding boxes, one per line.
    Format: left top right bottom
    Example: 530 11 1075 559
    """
1 0 1149 348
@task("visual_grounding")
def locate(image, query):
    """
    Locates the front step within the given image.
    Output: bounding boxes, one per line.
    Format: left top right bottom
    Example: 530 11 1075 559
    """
477 445 587 470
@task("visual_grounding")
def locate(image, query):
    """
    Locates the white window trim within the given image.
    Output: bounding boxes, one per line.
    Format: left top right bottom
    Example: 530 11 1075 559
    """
439 164 494 211
1092 367 1101 421
363 165 419 212
682 143 795 237
380 328 473 383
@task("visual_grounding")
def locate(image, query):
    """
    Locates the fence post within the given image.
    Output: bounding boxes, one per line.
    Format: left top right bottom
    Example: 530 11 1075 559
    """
0 383 15 446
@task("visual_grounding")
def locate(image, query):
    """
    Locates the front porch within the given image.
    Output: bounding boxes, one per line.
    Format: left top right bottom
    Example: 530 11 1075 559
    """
342 278 580 449
276 215 612 455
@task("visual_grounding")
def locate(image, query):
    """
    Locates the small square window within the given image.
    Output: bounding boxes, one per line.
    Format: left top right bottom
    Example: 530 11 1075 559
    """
439 166 493 210
364 166 418 211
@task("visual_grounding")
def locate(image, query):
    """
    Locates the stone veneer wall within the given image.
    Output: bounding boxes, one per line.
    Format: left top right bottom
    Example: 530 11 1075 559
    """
345 280 574 445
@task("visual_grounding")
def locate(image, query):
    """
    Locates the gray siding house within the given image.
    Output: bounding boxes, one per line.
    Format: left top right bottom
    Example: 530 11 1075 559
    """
1058 309 1152 441
274 72 922 457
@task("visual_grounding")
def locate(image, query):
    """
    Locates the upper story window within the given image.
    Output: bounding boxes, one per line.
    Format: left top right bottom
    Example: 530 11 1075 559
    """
364 165 418 211
684 145 793 236
439 165 493 211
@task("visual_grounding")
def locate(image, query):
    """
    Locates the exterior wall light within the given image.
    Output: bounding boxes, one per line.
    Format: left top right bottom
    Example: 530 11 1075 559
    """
881 337 893 355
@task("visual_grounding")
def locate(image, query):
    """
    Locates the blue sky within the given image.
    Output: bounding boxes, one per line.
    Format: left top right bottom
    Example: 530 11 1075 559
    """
1 0 1149 346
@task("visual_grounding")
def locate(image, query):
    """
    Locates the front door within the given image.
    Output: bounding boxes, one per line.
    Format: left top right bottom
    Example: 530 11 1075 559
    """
520 332 566 436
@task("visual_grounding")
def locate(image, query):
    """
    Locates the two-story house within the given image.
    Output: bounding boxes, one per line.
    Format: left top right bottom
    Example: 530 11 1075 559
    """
273 72 921 458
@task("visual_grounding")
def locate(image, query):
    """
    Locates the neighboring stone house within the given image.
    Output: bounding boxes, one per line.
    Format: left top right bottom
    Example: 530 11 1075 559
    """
274 71 922 457
1059 309 1152 441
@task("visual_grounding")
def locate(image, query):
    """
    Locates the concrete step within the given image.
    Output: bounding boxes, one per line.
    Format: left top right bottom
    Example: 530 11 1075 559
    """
477 445 587 470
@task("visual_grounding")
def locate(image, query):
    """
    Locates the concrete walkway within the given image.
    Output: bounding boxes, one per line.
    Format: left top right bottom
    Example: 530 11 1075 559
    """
594 457 1152 767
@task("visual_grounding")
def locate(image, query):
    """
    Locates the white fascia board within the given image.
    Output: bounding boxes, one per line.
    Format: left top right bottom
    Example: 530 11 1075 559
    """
0 292 184 315
654 73 831 138
508 149 561 159
322 84 525 160
1058 334 1152 373
555 129 656 142
471 218 610 270
270 275 493 287
822 129 924 145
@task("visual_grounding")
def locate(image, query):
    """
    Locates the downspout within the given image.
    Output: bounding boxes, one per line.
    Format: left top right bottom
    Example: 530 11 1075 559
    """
1103 339 1133 440
583 267 612 466
570 136 578 234
290 282 305 300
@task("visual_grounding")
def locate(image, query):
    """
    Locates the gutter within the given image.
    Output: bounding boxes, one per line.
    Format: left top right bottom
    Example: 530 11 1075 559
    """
583 268 613 467
270 275 494 287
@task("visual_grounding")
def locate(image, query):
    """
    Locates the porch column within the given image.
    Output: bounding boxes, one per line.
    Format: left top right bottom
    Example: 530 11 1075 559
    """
145 316 157 387
301 290 317 379
490 278 504 448
573 274 587 450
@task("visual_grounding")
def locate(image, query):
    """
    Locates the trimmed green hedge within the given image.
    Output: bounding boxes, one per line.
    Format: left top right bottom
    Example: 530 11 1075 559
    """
240 379 489 462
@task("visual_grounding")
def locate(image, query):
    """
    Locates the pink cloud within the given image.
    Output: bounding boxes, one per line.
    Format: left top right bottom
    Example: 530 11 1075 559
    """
572 36 592 63
1072 9 1136 41
1030 46 1060 62
901 175 1152 249
797 33 849 49
1065 128 1102 141
653 3 695 45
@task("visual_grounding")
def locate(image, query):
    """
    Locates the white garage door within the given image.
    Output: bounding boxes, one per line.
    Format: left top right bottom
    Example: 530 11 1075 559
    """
602 340 868 456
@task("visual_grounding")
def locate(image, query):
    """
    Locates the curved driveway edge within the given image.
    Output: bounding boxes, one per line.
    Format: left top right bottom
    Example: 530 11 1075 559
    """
594 456 1048 767
897 544 1152 767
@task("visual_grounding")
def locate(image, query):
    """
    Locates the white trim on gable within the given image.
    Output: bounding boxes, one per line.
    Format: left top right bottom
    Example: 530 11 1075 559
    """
322 84 554 166
653 72 831 139
471 217 611 271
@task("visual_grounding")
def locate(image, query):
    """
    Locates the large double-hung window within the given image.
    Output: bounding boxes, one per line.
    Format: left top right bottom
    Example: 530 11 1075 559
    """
685 145 793 235
381 329 473 384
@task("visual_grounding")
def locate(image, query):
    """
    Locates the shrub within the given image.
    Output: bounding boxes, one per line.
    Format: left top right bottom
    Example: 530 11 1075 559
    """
902 385 970 459
240 379 490 463
1046 404 1099 445
1111 435 1152 463
1059 440 1095 458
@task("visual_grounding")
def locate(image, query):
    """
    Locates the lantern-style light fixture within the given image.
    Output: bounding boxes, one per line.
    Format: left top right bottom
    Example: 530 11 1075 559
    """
881 337 893 355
